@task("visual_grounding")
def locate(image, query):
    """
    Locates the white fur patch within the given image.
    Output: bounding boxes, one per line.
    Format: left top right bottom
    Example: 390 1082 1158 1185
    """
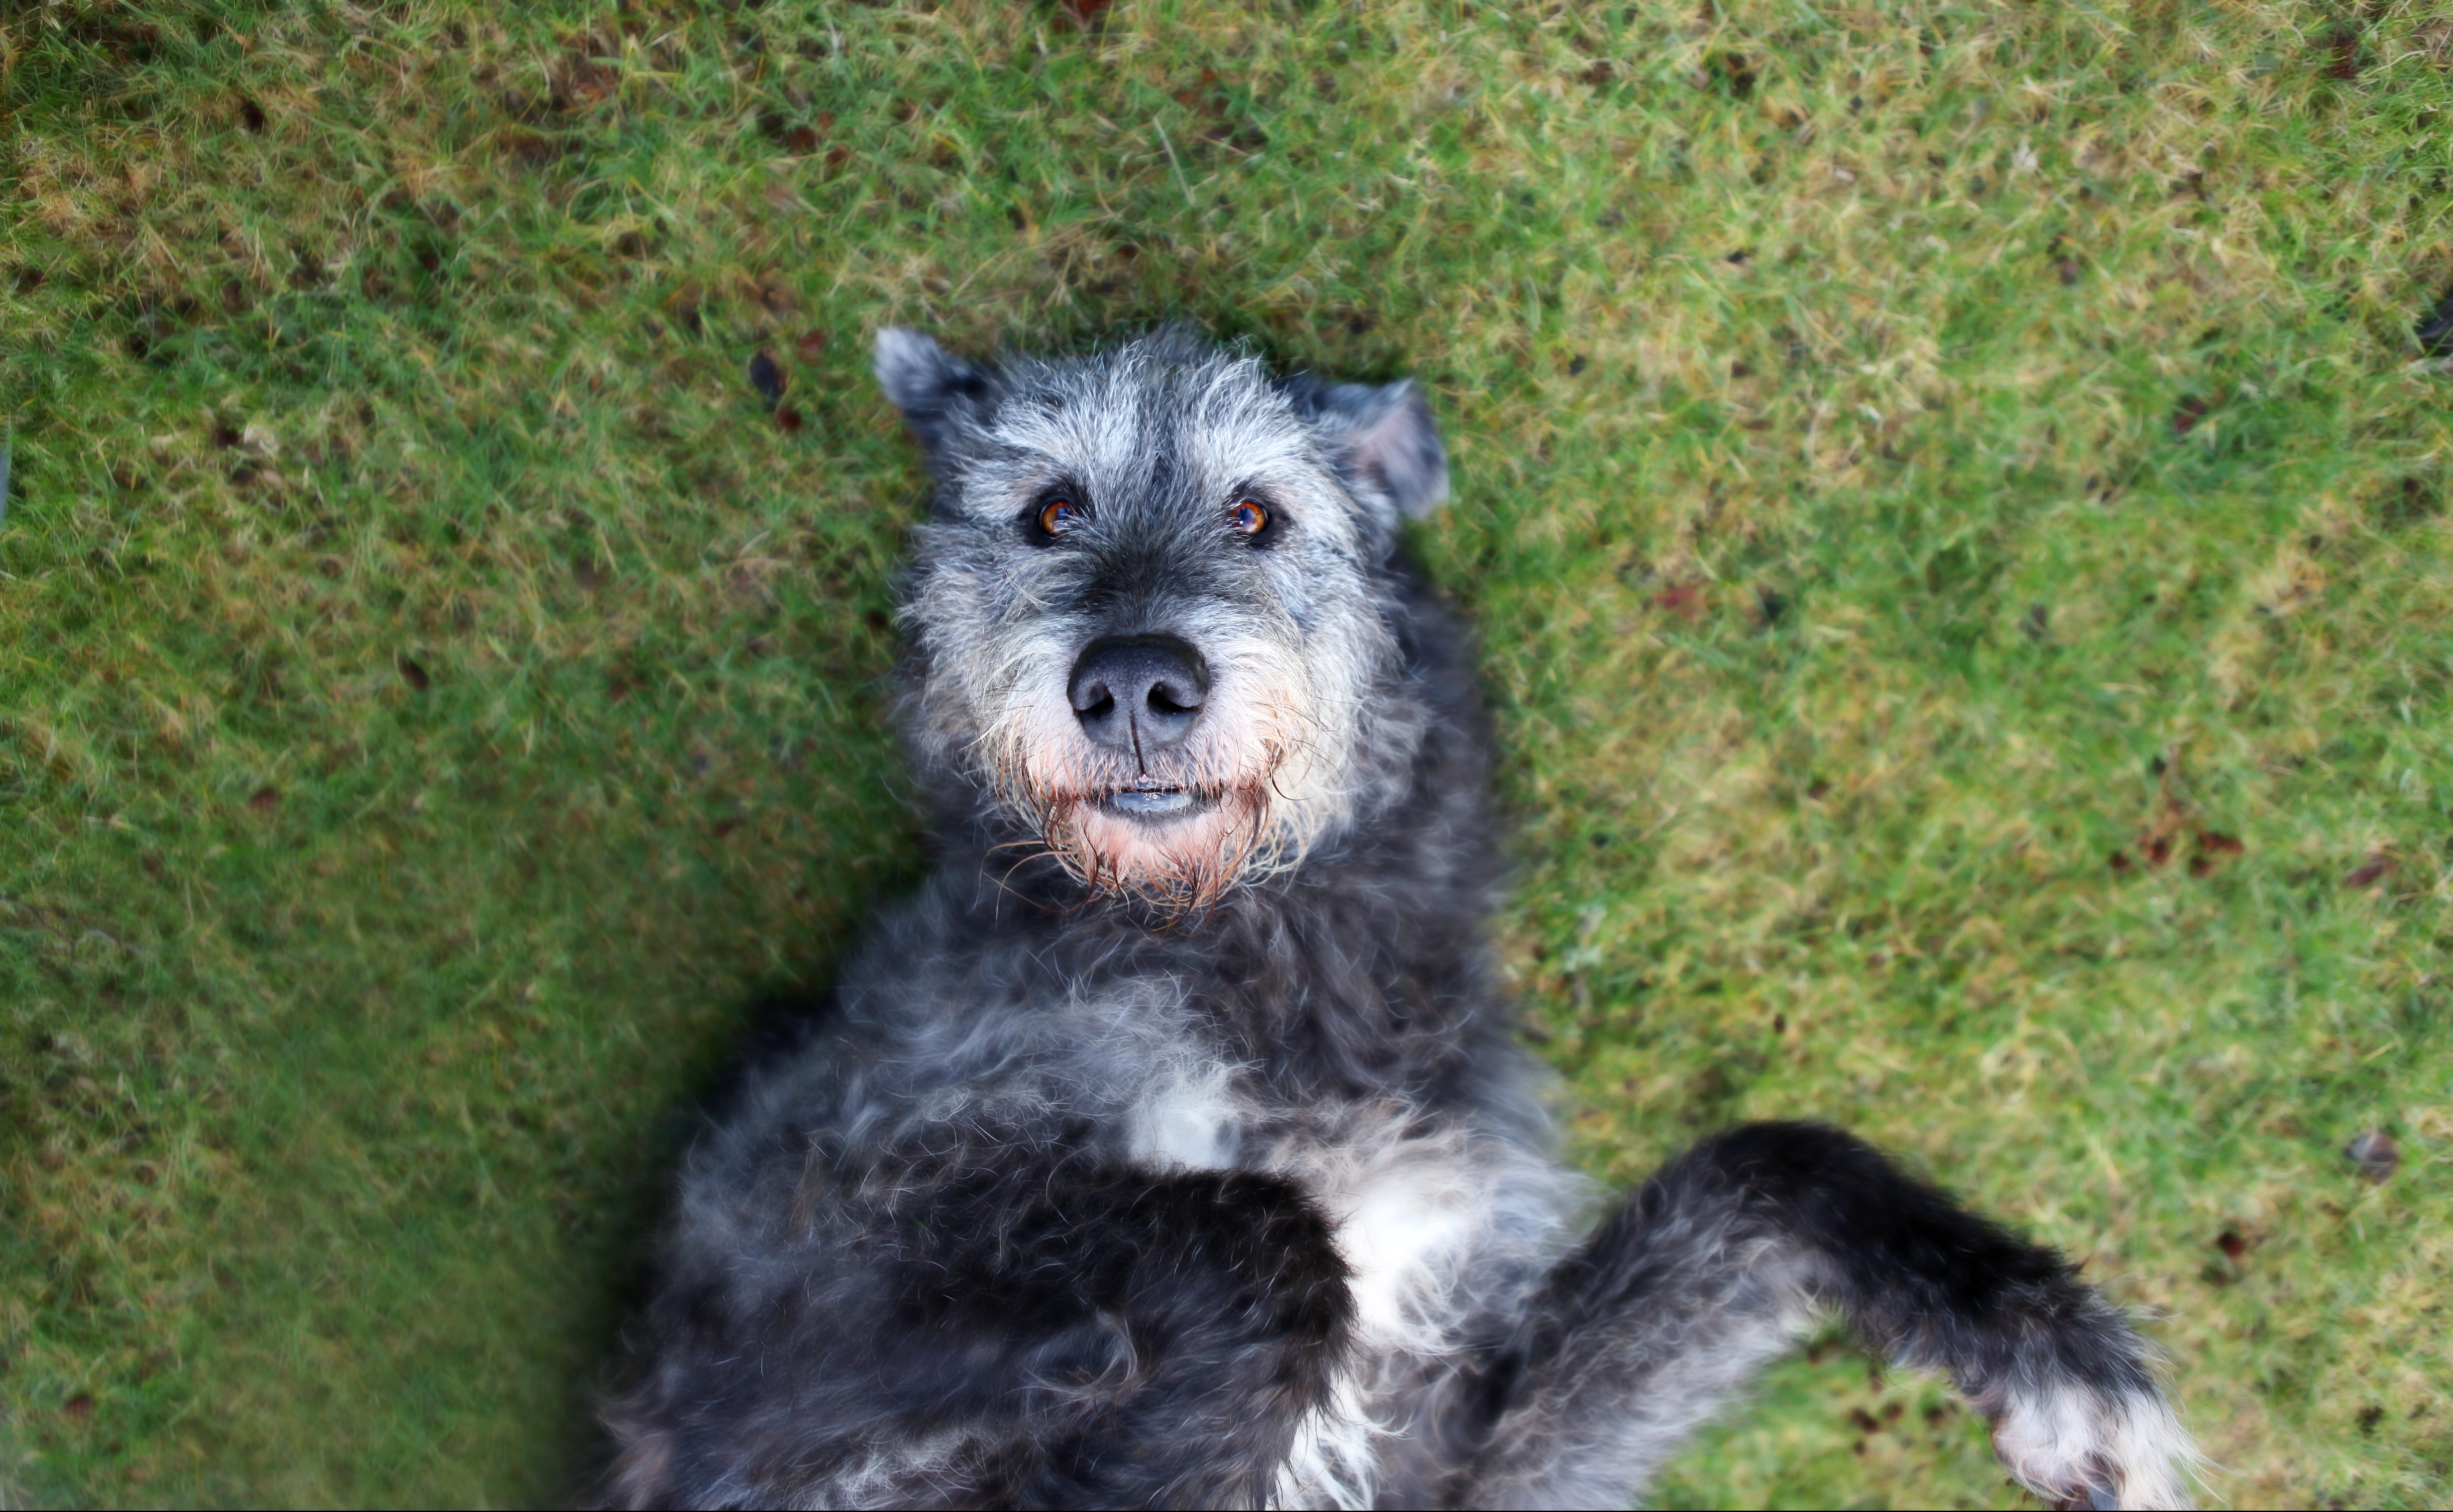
829 1425 978 1506
1322 1141 1486 1352
1265 1124 1574 1510
1125 1065 1244 1171
1274 1372 1380 1512
1270 1143 1489 1507
1992 1382 2200 1510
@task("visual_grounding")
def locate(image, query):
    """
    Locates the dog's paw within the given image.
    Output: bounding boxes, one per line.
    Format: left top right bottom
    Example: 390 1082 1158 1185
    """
1989 1382 2199 1510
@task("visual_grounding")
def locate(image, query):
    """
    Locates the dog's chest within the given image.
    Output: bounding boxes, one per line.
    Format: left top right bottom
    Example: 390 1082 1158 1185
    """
1126 1070 1491 1354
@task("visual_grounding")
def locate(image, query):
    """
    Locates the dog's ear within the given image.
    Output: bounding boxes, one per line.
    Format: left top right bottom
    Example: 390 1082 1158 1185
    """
874 328 999 453
1280 376 1450 520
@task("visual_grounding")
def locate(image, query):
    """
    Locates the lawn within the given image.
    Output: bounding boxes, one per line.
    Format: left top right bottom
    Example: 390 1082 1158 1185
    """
3 0 2449 1505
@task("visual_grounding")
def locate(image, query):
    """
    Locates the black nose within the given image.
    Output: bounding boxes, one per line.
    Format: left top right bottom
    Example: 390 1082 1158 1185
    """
1068 634 1209 754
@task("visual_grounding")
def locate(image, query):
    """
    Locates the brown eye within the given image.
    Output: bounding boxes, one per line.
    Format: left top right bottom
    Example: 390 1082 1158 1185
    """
1228 499 1269 536
1038 498 1080 536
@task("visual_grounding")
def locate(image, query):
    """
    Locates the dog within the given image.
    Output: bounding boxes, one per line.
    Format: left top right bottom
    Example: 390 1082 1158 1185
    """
601 326 2196 1509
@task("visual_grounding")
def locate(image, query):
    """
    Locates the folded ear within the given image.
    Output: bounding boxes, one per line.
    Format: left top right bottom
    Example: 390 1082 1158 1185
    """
1279 376 1450 519
874 328 999 454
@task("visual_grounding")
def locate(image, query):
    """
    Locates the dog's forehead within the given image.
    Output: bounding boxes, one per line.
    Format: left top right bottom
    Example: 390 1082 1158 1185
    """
983 348 1320 501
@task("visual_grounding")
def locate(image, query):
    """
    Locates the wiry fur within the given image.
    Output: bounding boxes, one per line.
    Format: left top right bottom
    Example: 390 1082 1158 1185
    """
602 328 2197 1509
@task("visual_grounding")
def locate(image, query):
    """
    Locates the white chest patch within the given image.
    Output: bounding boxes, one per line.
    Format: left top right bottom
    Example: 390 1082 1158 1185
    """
1267 1130 1503 1511
1131 1077 1500 1355
1319 1141 1486 1351
1122 1073 1560 1512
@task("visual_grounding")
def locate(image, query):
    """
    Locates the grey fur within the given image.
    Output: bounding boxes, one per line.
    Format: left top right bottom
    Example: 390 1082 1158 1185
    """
602 328 2194 1510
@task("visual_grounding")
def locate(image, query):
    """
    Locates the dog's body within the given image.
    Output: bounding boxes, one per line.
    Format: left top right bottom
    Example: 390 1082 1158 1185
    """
604 329 2194 1509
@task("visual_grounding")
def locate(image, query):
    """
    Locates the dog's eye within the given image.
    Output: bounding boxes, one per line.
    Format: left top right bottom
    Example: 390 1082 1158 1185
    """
1228 499 1269 537
1037 498 1082 537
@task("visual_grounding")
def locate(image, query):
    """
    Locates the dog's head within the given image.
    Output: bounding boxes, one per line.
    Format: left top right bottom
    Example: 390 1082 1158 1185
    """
875 326 1448 908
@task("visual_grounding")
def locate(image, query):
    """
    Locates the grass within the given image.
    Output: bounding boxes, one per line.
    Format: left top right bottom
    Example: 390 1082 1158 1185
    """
3 0 2449 1505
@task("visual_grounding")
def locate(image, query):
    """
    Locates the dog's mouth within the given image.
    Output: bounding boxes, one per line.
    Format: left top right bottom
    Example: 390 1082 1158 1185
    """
1096 782 1214 821
1033 779 1275 907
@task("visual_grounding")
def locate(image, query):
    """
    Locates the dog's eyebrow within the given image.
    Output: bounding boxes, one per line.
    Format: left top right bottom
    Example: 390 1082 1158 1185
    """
1220 477 1284 510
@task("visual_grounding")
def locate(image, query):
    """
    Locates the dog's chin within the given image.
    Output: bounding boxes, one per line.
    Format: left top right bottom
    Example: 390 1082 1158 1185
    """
1042 787 1267 906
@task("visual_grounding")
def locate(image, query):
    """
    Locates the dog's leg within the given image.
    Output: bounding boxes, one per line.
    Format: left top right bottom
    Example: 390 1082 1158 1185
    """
608 1161 1353 1511
1454 1121 2193 1511
997 1167 1357 1509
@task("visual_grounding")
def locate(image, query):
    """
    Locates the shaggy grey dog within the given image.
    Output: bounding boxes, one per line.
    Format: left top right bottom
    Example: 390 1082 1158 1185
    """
602 328 2195 1510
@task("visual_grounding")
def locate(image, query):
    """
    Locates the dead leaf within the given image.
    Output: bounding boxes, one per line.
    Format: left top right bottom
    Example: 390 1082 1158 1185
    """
2325 24 2362 81
1654 583 1708 621
1055 0 1112 33
2188 829 2244 876
2344 852 2395 888
2345 1129 2398 1182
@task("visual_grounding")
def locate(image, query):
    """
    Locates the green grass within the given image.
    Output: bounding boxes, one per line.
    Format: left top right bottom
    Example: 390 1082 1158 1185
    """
4 0 2449 1505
